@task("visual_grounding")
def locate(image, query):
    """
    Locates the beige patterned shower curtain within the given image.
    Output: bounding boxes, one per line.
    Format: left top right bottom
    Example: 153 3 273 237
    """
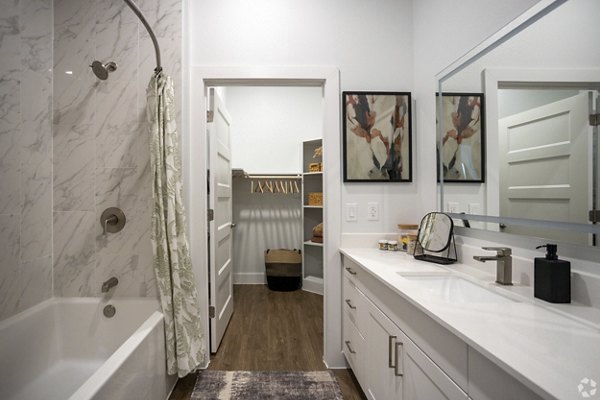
146 71 205 377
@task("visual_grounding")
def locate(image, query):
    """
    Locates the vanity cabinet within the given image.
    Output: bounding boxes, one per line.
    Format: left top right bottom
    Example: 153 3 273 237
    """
343 259 468 400
342 254 545 400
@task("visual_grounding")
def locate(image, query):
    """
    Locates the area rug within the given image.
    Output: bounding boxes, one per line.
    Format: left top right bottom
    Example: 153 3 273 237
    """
191 370 344 399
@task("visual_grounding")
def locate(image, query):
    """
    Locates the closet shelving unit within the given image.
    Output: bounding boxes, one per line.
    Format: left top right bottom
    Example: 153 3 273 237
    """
302 138 324 295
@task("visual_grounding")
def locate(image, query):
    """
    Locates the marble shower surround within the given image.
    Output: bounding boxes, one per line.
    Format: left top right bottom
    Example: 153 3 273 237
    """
1 0 181 320
0 0 53 320
52 0 182 297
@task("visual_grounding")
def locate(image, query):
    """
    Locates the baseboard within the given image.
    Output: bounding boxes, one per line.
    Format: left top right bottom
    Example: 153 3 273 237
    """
233 272 265 285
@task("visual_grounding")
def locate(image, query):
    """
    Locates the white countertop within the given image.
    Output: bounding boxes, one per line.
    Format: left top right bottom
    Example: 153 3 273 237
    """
340 247 600 400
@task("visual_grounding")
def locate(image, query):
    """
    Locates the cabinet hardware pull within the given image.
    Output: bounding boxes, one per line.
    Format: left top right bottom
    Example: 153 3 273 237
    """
345 299 356 309
388 335 397 368
394 342 404 377
345 267 357 275
345 340 356 354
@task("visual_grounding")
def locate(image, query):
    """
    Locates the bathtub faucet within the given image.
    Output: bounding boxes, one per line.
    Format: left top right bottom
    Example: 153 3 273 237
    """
101 277 119 293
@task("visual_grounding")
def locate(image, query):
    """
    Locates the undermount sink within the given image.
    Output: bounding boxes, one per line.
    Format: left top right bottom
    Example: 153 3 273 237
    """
398 273 518 304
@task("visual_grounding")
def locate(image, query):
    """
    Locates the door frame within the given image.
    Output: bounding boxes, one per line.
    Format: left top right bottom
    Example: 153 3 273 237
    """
483 67 600 228
186 66 343 368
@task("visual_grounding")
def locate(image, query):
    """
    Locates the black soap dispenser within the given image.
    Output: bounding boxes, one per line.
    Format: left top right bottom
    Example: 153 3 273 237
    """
534 244 571 303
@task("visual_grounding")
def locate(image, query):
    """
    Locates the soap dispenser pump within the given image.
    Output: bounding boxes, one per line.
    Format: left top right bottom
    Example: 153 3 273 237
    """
534 244 571 303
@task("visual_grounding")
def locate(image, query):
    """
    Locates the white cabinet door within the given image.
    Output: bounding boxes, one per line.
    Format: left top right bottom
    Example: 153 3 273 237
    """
365 299 403 400
403 337 469 400
364 293 468 400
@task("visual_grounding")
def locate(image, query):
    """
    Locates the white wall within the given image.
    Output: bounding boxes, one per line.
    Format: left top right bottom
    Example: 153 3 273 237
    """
189 0 415 234
224 86 323 174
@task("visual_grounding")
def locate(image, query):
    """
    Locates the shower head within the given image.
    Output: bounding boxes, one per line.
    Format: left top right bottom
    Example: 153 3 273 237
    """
90 61 117 80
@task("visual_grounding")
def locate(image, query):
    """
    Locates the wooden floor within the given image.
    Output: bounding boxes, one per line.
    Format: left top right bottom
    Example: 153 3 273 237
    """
169 284 366 400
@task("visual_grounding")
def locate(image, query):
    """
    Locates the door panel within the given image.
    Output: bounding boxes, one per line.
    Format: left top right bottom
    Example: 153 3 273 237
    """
499 92 591 243
209 89 234 353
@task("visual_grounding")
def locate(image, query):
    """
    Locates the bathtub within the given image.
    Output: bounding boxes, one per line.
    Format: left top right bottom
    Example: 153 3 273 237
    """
0 297 177 400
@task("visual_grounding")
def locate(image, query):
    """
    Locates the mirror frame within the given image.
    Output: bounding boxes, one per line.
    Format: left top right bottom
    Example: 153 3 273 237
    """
435 0 600 238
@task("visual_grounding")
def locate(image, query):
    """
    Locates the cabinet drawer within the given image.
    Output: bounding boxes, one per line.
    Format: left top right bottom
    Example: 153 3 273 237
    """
343 258 363 285
343 310 365 382
343 275 359 326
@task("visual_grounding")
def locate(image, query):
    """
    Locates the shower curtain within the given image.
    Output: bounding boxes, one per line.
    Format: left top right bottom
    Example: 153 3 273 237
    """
146 71 205 377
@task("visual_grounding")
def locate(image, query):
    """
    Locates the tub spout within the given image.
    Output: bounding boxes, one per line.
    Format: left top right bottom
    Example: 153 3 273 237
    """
101 277 119 293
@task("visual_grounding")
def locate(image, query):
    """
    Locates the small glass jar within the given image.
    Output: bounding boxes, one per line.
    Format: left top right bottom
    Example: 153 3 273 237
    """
378 239 389 251
398 224 419 252
406 234 418 255
387 240 399 251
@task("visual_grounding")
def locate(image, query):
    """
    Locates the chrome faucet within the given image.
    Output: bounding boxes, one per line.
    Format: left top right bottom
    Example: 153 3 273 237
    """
101 277 119 293
473 247 512 285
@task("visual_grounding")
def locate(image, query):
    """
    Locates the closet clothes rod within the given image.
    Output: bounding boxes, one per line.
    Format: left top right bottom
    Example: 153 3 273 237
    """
245 174 301 179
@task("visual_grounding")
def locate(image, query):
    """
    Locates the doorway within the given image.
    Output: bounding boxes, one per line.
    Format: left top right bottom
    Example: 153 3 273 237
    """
208 85 323 353
187 66 344 369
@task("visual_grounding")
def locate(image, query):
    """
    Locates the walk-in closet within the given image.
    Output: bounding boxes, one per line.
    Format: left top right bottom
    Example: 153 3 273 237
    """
207 85 325 354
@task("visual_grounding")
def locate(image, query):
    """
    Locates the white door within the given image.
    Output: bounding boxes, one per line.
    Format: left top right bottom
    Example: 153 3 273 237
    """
499 92 591 244
208 89 234 353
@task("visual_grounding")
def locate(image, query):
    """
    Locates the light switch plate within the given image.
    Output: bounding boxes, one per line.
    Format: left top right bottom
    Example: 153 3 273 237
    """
346 203 358 222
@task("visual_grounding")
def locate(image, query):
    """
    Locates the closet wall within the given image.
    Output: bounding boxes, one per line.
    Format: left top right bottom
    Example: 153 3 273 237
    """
223 86 323 283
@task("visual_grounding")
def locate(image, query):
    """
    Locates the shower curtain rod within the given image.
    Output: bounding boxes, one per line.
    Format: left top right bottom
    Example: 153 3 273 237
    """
123 0 162 72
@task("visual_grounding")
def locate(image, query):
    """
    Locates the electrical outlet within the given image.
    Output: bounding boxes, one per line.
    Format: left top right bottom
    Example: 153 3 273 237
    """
367 202 379 221
447 202 459 214
346 203 358 222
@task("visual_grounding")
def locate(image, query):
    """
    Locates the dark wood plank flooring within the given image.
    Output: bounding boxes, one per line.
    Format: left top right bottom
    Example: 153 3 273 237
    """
168 284 366 399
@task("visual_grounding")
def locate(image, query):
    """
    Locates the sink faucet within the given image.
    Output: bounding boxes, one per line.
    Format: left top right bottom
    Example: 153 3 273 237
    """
473 247 512 285
101 277 119 293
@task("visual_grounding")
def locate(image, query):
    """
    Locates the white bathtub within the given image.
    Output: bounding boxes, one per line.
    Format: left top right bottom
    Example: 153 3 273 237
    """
0 298 177 400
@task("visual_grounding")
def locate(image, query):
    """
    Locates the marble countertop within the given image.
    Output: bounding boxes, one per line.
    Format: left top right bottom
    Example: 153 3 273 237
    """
340 247 600 400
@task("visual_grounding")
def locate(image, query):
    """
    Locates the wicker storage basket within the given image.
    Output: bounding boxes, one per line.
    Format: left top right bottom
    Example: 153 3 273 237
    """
308 192 323 206
265 249 302 291
309 162 323 172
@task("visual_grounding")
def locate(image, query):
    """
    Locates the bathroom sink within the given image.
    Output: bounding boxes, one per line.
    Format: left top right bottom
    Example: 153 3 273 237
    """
398 273 517 304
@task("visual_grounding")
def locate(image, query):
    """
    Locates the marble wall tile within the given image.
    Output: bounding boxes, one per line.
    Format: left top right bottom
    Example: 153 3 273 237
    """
53 211 96 296
53 0 96 212
0 214 20 319
0 5 22 215
19 255 52 311
53 134 95 211
21 160 52 260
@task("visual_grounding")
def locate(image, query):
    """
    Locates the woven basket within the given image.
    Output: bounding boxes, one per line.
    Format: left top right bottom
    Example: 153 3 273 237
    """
308 192 323 206
309 162 323 172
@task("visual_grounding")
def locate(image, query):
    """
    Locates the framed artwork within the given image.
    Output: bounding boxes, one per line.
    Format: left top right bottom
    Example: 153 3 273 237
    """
437 93 485 183
342 91 412 182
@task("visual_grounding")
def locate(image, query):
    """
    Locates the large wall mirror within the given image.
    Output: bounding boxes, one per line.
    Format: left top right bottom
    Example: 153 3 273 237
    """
437 0 600 247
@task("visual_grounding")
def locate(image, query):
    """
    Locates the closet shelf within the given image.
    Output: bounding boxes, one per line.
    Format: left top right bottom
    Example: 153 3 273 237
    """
304 205 323 209
303 171 323 176
304 240 324 247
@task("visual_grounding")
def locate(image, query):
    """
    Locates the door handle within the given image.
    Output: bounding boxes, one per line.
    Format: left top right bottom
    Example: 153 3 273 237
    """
345 299 356 309
388 335 397 368
394 341 404 377
345 267 357 275
345 340 356 354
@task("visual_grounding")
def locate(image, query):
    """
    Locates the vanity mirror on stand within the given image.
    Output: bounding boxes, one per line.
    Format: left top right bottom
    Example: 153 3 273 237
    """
414 212 457 265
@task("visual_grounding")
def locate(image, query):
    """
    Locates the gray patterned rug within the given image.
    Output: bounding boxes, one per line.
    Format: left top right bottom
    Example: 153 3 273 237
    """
191 371 344 399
